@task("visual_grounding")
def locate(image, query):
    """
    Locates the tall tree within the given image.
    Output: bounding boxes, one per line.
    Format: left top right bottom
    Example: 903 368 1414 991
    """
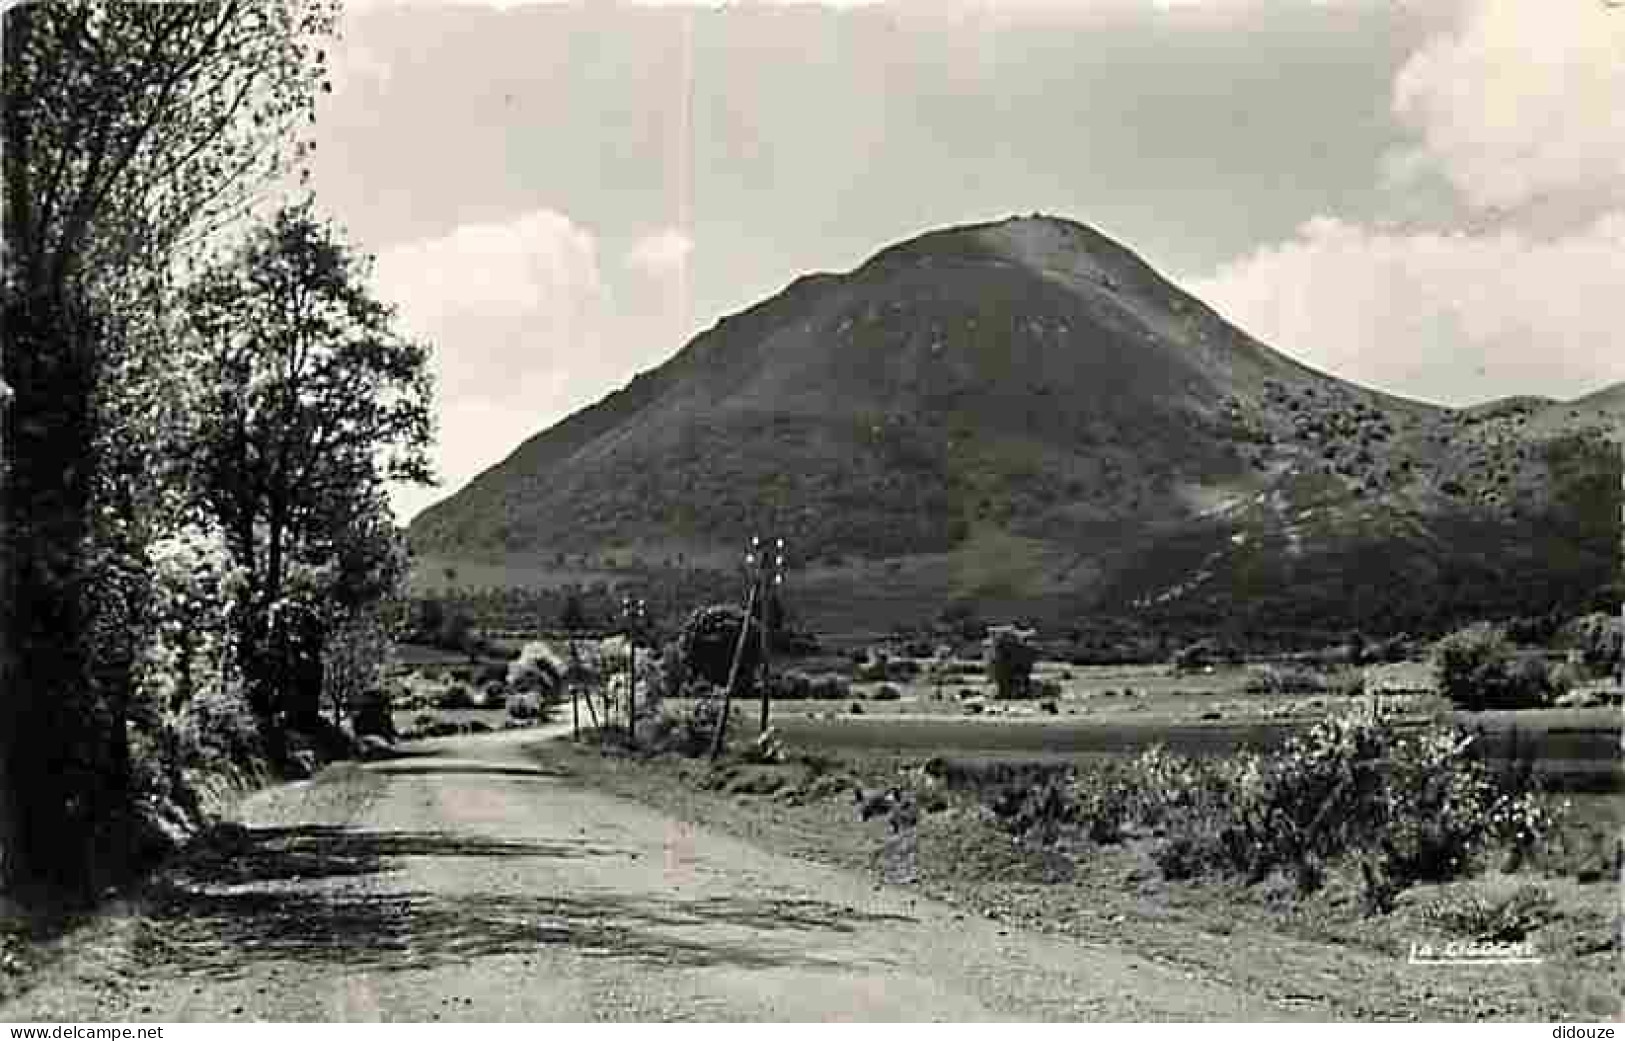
1 0 335 897
184 201 434 746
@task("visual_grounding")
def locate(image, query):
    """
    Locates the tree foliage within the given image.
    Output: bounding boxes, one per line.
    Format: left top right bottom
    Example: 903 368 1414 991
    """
985 626 1038 699
677 605 761 691
1 0 336 897
183 201 432 741
1432 623 1556 712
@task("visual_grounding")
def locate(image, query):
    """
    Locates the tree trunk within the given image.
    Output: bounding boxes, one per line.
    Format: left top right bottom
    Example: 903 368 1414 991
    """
0 316 15 895
0 291 130 900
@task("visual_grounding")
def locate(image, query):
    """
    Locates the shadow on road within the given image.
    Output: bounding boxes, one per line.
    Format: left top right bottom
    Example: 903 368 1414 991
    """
171 826 619 887
148 825 914 979
368 761 571 781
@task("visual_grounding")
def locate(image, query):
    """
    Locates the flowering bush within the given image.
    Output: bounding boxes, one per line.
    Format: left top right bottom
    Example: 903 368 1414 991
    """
508 641 567 694
136 522 244 717
1096 707 1562 909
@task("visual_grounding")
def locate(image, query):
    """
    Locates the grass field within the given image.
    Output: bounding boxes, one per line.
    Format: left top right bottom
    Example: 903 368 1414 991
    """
714 697 1622 792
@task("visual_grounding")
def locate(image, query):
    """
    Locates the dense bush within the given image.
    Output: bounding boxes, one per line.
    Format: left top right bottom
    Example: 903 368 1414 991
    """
507 641 565 695
808 674 852 700
871 683 903 701
985 627 1039 699
1558 612 1622 677
1145 710 1557 904
505 692 543 721
678 604 761 690
351 688 396 741
1433 624 1555 710
644 702 723 758
765 670 815 700
983 707 1561 911
436 684 477 710
1030 678 1063 701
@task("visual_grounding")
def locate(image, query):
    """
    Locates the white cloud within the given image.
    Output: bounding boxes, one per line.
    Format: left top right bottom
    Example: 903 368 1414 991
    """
1188 0 1625 410
375 209 605 332
1384 0 1625 215
373 209 617 520
1190 212 1625 406
624 228 695 278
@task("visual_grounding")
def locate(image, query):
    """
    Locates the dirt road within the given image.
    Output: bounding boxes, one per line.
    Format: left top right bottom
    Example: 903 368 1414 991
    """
6 727 1302 1021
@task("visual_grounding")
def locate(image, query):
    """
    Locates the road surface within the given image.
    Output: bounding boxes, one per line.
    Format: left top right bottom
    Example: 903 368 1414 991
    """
7 726 1300 1021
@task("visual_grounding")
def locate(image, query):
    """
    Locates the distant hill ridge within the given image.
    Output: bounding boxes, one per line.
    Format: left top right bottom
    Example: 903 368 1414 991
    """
410 214 1622 640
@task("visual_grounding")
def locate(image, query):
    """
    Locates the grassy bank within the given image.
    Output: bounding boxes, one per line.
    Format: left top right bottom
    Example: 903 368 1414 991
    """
538 708 1621 1021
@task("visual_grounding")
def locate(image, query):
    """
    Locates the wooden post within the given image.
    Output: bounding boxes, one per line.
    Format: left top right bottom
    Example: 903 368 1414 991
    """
758 576 771 735
759 537 785 735
711 582 757 760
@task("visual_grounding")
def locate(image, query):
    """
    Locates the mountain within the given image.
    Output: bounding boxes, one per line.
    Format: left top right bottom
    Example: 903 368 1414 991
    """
409 215 1622 643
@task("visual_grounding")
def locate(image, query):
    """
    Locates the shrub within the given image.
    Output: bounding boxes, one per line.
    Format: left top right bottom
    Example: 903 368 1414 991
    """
990 777 1078 846
871 683 903 701
678 605 761 690
1146 709 1563 903
507 641 564 695
178 685 265 771
808 674 851 700
1172 639 1241 672
856 651 885 681
351 688 396 740
1069 770 1133 844
505 692 542 721
766 670 815 700
889 658 922 680
1547 661 1587 699
436 683 477 710
1329 670 1368 698
1152 815 1232 881
1243 665 1329 695
1366 634 1413 663
1419 883 1558 942
1433 624 1552 710
985 627 1038 699
1558 612 1623 676
644 702 725 758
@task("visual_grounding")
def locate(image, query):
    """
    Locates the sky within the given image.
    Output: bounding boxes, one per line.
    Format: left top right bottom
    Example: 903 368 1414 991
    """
303 0 1625 522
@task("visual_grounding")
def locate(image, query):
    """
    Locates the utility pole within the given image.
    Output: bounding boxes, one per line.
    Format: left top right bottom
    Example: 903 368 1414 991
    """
759 537 786 734
620 595 647 748
712 535 776 760
711 578 756 760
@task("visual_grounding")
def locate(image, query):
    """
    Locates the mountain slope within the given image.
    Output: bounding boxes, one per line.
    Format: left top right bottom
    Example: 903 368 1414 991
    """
410 215 1622 640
